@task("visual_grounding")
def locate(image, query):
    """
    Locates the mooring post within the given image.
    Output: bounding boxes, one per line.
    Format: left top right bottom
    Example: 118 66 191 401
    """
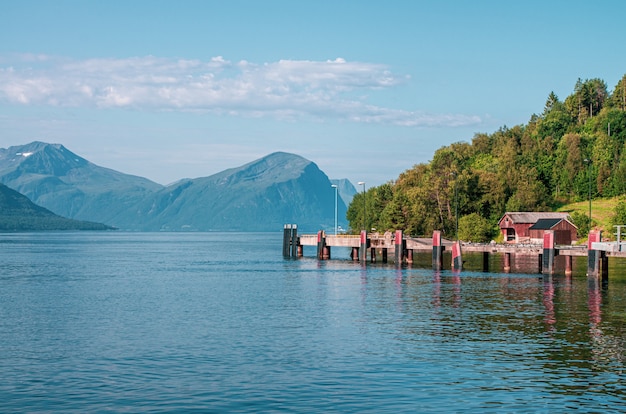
283 224 291 257
432 230 443 270
406 248 413 264
504 252 511 273
542 230 556 274
291 224 298 258
601 252 609 282
351 247 359 261
451 241 462 270
482 251 489 272
382 248 388 263
370 247 376 263
587 230 602 277
395 230 403 266
565 255 572 277
317 230 327 260
360 230 368 263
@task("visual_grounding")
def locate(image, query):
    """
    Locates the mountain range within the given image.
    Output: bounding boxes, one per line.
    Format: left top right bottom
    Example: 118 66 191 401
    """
0 142 354 232
0 183 113 231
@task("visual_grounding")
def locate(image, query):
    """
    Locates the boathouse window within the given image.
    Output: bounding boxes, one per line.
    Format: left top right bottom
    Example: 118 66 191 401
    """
506 228 515 241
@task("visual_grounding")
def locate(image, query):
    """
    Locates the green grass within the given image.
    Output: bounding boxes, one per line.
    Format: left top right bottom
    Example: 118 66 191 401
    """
557 196 625 240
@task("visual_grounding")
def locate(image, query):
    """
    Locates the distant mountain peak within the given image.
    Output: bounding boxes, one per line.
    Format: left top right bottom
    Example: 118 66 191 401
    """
0 141 89 177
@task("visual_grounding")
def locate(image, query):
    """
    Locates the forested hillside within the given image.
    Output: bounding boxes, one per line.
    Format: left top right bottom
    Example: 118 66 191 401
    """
347 75 626 241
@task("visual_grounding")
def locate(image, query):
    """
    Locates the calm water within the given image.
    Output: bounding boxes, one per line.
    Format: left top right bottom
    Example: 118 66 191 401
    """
1 232 626 413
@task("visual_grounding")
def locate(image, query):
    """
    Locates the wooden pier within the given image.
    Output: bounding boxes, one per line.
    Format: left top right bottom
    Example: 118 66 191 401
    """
283 225 626 278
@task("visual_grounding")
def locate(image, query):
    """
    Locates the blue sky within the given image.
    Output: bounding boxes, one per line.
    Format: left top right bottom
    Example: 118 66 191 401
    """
1 0 625 187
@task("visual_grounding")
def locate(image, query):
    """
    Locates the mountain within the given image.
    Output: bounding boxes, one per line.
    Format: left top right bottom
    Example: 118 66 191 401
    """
0 183 113 231
0 143 351 232
0 142 163 225
331 178 358 209
132 152 349 231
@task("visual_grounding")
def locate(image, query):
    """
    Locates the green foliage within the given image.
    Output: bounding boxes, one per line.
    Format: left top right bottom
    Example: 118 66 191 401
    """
611 200 626 227
458 213 494 243
570 211 591 238
346 74 626 236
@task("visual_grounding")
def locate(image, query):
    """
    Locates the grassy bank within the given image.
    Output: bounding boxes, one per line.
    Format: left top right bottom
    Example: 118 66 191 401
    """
557 196 625 240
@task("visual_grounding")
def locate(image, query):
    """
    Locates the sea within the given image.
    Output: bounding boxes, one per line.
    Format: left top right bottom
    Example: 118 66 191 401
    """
1 231 625 413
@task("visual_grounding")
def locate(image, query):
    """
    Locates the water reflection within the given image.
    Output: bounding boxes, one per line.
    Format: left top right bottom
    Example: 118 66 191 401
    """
543 275 556 330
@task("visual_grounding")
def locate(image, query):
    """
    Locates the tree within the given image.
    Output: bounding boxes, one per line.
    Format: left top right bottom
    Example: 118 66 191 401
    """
611 200 626 227
458 213 494 243
570 210 591 238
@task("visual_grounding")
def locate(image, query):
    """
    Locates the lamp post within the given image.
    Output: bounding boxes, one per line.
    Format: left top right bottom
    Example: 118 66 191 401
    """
331 184 338 236
451 172 458 240
584 158 592 232
357 181 366 231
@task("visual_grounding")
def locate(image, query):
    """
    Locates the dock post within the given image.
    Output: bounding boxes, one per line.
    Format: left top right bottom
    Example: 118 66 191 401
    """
482 252 489 272
382 248 388 263
406 248 413 264
291 225 298 258
351 247 359 261
283 224 291 257
317 230 327 260
395 230 403 266
542 230 556 274
601 252 609 282
370 248 376 263
565 255 572 277
587 230 602 277
451 241 462 270
432 230 443 270
360 230 368 263
504 252 511 273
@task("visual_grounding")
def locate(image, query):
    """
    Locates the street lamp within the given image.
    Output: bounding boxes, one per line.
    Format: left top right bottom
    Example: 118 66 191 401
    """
584 158 592 232
357 181 366 231
331 184 338 236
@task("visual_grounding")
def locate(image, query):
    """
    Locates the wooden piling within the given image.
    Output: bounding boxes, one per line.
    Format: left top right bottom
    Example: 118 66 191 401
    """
587 230 602 277
351 247 359 261
482 252 489 272
283 224 291 257
504 252 511 273
395 230 403 266
317 230 327 260
432 230 443 270
542 230 556 274
451 241 462 270
406 248 413 264
360 230 368 262
283 224 298 258
291 225 298 258
565 255 572 276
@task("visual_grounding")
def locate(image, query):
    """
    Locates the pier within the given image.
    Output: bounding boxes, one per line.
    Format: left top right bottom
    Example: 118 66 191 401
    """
283 225 626 278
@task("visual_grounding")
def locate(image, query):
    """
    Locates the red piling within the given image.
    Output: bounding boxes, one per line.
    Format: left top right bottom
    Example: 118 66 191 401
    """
587 230 602 277
432 230 443 270
542 230 556 274
451 241 462 270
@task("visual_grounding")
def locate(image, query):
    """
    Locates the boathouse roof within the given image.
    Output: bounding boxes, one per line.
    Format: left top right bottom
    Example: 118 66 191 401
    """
529 218 565 230
499 212 570 225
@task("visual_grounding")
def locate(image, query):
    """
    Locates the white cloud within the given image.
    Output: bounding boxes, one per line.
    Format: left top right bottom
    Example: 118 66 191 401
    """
0 54 481 127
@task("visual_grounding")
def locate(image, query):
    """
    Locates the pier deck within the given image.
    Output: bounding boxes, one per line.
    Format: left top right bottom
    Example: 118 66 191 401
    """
284 225 625 277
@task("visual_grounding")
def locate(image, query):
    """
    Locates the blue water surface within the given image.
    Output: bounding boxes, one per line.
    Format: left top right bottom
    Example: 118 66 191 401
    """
0 232 625 412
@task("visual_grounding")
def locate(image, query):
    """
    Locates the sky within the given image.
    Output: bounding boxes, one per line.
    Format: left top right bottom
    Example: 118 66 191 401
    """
1 1 625 188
